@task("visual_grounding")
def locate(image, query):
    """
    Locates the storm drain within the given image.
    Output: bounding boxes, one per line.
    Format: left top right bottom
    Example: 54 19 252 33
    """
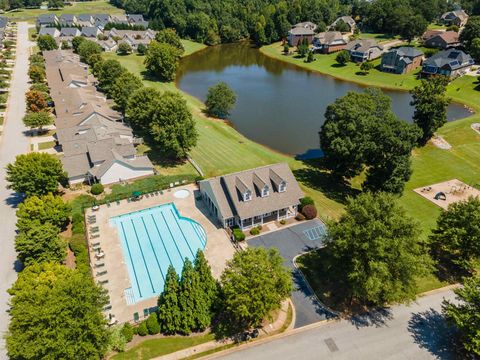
324 338 339 352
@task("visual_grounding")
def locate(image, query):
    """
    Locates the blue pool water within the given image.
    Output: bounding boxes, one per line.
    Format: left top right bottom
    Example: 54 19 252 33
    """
111 203 207 304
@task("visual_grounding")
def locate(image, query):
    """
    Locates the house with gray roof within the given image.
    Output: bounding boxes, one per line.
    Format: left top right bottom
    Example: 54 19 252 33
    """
37 14 58 27
39 27 60 38
77 14 94 27
381 47 423 74
422 48 474 78
58 14 77 26
93 14 111 29
440 9 469 27
288 24 316 46
346 39 384 62
199 163 304 230
81 26 101 38
329 16 356 33
60 27 81 37
126 14 148 28
43 49 154 185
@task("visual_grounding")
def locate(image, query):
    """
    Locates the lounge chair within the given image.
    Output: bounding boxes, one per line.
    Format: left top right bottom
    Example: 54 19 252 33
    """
174 181 180 186
96 270 107 276
98 279 109 285
145 193 150 198
116 200 120 205
169 183 173 188
90 234 100 239
107 202 111 208
104 304 112 311
91 241 100 247
92 244 101 251
94 262 105 268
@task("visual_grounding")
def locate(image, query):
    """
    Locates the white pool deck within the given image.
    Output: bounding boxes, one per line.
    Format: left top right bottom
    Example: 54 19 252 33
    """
84 183 236 324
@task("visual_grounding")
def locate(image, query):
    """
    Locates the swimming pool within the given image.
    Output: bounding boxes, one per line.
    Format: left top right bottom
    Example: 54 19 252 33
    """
110 203 207 304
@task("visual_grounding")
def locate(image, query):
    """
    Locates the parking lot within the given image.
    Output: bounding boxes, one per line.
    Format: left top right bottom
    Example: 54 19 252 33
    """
248 219 337 328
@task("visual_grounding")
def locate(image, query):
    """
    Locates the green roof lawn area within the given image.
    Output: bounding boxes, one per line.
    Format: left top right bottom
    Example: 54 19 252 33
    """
4 0 124 23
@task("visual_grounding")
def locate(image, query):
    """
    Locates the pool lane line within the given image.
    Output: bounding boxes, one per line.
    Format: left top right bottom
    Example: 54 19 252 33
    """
149 213 178 271
190 221 207 248
141 217 165 283
160 211 186 265
119 221 143 298
169 209 196 258
130 219 156 294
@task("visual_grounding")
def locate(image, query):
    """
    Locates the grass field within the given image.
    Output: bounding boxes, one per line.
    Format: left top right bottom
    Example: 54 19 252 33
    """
112 333 215 360
38 140 55 150
3 0 124 23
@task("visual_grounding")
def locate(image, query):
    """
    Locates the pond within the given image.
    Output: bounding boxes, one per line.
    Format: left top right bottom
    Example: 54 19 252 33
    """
176 43 472 156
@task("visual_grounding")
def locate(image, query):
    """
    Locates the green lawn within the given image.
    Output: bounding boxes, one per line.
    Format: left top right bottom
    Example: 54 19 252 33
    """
38 140 55 150
358 32 400 43
112 333 215 360
4 0 124 23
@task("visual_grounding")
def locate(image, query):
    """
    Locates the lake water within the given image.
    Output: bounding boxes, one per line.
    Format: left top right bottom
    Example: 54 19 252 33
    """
177 43 472 156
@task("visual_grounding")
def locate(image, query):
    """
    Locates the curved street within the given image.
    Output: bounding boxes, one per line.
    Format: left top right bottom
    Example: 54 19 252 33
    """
0 22 32 360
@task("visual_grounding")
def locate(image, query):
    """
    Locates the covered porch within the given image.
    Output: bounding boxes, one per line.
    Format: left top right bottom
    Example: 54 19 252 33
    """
235 205 298 230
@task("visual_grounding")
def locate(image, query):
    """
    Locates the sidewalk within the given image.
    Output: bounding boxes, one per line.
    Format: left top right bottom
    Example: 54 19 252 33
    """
151 300 292 360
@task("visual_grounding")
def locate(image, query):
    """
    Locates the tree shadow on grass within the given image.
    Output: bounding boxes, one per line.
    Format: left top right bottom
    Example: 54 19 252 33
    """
293 159 360 205
408 308 457 359
331 63 347 68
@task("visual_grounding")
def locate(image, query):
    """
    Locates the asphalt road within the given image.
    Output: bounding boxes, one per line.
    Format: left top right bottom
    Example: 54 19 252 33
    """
0 22 32 359
248 220 335 328
216 288 457 360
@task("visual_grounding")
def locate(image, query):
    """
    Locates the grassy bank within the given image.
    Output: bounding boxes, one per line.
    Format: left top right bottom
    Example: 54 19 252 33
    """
102 42 344 220
4 0 124 23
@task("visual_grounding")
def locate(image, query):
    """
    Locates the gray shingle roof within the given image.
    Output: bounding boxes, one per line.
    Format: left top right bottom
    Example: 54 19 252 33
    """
423 48 474 70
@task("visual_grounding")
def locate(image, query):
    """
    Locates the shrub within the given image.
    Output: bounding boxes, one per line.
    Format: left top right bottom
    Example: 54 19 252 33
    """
137 321 148 336
121 323 134 343
71 212 85 235
302 204 318 220
146 313 160 335
296 212 306 221
233 228 245 242
137 43 147 55
299 197 315 210
90 183 104 195
280 219 286 225
250 227 260 236
68 234 89 274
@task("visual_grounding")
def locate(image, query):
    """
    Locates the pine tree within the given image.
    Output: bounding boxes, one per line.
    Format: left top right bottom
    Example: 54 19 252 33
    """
194 250 218 314
178 259 197 334
157 265 182 334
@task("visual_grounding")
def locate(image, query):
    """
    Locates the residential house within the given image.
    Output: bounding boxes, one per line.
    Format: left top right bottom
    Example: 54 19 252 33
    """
111 15 129 25
345 39 384 62
58 14 77 26
380 47 424 74
60 27 81 37
81 26 101 38
93 14 111 29
422 48 474 78
312 31 347 53
440 10 469 27
424 31 460 49
126 14 149 28
421 29 444 42
199 163 304 230
39 27 60 38
77 14 94 27
43 50 154 185
37 14 58 27
329 16 356 33
96 38 118 52
287 23 316 46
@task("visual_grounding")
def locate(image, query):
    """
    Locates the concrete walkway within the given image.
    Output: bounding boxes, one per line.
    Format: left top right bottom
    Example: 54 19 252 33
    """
0 22 33 360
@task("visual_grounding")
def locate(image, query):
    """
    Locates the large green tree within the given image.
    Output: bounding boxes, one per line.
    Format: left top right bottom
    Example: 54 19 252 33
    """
430 197 480 275
126 87 162 128
16 193 71 232
194 250 218 317
220 247 292 329
442 276 480 357
110 72 143 113
324 192 432 306
460 16 480 51
205 82 237 119
15 223 65 265
93 59 127 95
6 153 65 197
6 263 110 359
144 40 182 81
22 111 52 132
150 91 198 159
410 76 451 144
155 28 185 54
320 88 419 194
158 265 182 334
77 40 103 66
37 35 57 51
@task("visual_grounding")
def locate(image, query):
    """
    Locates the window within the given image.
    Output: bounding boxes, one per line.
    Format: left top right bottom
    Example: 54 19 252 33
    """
244 190 251 202
262 186 269 197
279 181 286 192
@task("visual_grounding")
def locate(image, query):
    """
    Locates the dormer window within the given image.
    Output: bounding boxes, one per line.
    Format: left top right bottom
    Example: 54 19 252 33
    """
262 185 269 197
243 190 251 202
279 181 286 193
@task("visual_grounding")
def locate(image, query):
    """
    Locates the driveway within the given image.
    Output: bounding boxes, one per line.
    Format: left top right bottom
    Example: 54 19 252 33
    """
216 288 457 360
248 220 336 328
0 22 32 359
